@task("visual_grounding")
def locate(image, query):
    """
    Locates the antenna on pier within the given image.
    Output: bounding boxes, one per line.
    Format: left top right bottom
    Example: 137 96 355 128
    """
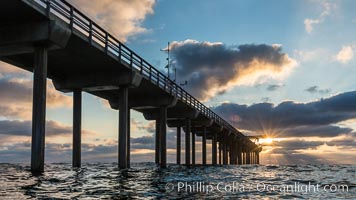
160 42 172 79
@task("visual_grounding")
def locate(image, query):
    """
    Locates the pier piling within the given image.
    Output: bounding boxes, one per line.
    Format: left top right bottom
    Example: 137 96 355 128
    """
31 47 48 173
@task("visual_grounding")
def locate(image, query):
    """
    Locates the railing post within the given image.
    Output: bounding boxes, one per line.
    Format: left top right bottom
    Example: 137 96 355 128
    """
129 52 133 71
88 21 93 44
69 6 74 29
105 33 109 53
46 0 50 17
140 59 143 74
149 66 152 81
118 44 122 61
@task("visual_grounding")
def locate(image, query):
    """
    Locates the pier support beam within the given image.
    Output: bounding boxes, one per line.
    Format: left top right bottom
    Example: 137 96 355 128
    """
230 143 234 165
250 152 252 164
212 133 217 165
219 142 222 165
31 47 48 173
256 152 260 164
159 106 167 168
118 87 129 169
237 141 242 165
192 132 195 166
185 118 191 165
202 127 207 165
251 152 254 164
223 142 227 165
176 127 181 164
246 150 251 165
127 110 131 168
72 89 82 168
155 119 160 164
244 152 246 165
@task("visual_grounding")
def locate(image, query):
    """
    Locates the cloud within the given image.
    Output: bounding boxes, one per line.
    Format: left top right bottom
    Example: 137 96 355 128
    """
266 84 284 91
0 120 79 136
0 78 72 119
0 128 180 163
214 91 356 137
281 125 352 137
0 61 29 78
304 19 320 33
68 0 155 42
170 40 296 101
305 86 331 94
294 49 330 63
304 0 336 33
260 132 356 164
335 45 354 64
131 120 155 134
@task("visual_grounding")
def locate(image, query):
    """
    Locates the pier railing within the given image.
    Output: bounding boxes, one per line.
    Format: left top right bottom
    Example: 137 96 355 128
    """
34 0 246 139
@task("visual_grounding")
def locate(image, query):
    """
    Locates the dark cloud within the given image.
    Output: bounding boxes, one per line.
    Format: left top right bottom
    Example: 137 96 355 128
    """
0 120 71 136
0 79 32 104
131 129 180 150
266 84 284 91
305 86 331 94
281 125 353 137
170 40 296 101
214 91 356 137
0 120 96 136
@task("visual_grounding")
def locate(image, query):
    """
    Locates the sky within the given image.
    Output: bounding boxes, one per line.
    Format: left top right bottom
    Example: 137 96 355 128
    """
0 0 355 165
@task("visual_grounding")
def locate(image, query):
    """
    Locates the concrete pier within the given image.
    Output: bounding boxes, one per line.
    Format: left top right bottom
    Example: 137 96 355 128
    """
212 133 217 165
127 110 131 168
237 140 242 165
202 127 207 165
230 141 236 165
0 0 262 172
176 127 181 164
219 142 222 165
72 89 82 168
185 118 191 165
191 131 195 166
118 87 129 169
31 47 48 173
159 106 167 168
223 142 227 165
246 150 251 164
155 119 160 164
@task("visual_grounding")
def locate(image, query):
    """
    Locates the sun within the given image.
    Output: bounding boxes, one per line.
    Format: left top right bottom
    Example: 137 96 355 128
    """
260 137 274 144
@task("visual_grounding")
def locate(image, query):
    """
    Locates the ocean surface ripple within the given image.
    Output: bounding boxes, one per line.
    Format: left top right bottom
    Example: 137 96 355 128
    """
0 163 355 199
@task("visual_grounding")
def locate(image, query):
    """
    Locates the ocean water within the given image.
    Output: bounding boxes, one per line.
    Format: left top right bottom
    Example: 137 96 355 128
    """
0 163 355 199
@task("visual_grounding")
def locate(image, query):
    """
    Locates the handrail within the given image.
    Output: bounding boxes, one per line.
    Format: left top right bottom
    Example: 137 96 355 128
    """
33 0 253 143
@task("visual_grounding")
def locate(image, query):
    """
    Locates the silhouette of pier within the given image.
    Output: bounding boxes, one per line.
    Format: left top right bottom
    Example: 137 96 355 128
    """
0 0 261 173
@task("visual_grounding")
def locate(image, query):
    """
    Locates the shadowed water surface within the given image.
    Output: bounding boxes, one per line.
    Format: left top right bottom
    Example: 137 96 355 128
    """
0 163 355 199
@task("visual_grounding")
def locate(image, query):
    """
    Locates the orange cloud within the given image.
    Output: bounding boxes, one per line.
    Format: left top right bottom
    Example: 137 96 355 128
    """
68 0 155 42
